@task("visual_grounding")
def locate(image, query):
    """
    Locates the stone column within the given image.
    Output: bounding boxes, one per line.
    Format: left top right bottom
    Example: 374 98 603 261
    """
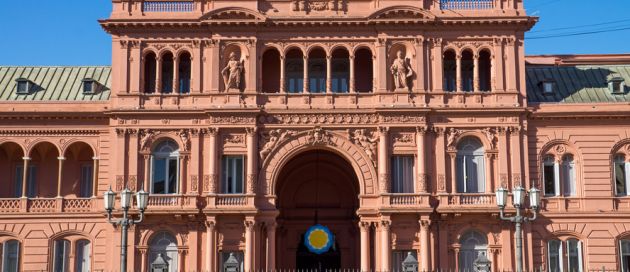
206 220 216 272
473 53 480 92
244 219 255 272
326 55 332 93
173 55 180 93
139 248 148 272
92 157 100 197
454 248 460 272
416 127 427 193
303 56 309 93
497 127 509 188
420 220 431 271
208 128 218 194
359 221 371 272
246 128 257 195
430 38 443 92
178 249 186 271
449 153 457 193
280 55 286 93
21 157 30 198
266 222 277 271
414 37 425 92
376 38 387 92
349 55 356 93
143 154 151 192
456 54 462 92
179 155 187 194
434 128 447 194
57 156 65 198
510 126 523 187
156 56 162 93
380 220 391 271
486 154 494 193
378 127 390 194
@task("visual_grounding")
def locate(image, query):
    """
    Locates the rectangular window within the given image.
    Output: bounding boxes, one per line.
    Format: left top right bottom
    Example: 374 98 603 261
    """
80 165 93 198
219 251 244 271
567 239 583 272
543 161 556 196
152 157 178 194
16 81 28 94
222 156 244 194
548 240 561 272
390 156 414 193
2 240 20 272
53 240 70 272
391 250 417 272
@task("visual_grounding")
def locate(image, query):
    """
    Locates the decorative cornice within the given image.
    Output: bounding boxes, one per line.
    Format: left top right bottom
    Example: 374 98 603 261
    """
0 130 101 136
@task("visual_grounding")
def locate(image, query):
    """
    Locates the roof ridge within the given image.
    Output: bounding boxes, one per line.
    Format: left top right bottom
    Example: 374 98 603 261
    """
0 65 111 68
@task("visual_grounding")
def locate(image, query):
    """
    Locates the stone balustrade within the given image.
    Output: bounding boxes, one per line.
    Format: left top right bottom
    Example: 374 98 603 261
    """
143 1 194 12
440 0 494 10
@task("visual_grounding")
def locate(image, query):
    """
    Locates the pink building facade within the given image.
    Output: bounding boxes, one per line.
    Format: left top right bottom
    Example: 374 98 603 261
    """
0 0 629 271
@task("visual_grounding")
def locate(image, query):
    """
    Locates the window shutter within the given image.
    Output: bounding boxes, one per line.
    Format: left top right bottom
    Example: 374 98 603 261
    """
475 155 486 193
577 240 584 272
456 156 465 193
554 162 561 197
569 162 576 196
559 241 564 272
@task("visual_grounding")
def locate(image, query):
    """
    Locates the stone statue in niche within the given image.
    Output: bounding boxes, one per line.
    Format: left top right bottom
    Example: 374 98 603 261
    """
390 50 414 91
222 52 244 91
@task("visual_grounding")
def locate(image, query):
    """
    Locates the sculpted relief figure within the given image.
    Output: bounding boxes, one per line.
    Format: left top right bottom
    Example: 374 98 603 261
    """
350 129 378 163
222 52 244 91
260 129 295 160
390 50 414 91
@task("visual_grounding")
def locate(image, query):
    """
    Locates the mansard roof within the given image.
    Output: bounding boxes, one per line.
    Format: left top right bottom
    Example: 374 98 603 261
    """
0 66 111 101
526 63 630 104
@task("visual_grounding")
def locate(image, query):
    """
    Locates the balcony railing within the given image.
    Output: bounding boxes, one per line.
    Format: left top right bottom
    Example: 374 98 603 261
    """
440 0 494 10
448 194 496 205
0 199 21 213
147 195 191 207
63 198 93 213
389 194 423 205
28 198 58 213
143 1 194 12
216 195 248 206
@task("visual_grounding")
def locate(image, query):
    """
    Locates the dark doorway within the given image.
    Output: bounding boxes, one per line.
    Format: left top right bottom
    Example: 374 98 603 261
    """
296 234 341 270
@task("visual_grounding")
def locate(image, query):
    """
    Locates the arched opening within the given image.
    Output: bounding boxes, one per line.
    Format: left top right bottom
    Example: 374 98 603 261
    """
456 137 485 193
178 52 191 94
144 52 157 93
331 48 349 93
276 150 359 269
443 50 456 92
620 238 630 271
62 142 94 198
0 142 25 198
161 52 174 93
461 50 474 92
547 238 584 272
308 47 326 93
285 48 304 93
354 48 373 93
149 232 178 272
479 50 492 91
151 140 180 194
262 48 281 93
29 142 60 198
459 230 488 270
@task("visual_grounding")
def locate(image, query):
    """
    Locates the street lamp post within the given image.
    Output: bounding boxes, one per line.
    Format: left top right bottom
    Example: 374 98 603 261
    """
104 187 149 272
495 185 540 272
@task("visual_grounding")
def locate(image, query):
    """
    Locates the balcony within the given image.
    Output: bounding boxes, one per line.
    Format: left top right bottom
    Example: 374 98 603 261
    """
437 193 506 214
143 195 198 214
440 0 494 10
143 1 194 12
204 194 256 214
378 194 433 213
0 198 97 214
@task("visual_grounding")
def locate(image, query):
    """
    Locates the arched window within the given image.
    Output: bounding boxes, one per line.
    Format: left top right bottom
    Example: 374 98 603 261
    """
331 48 349 93
443 50 456 92
456 137 485 193
149 232 178 272
615 155 629 196
461 50 474 92
459 231 487 271
151 140 180 194
262 48 281 93
285 48 304 93
543 155 559 197
354 48 373 92
53 239 70 272
1 239 20 272
479 50 492 91
562 155 576 196
178 52 191 94
75 240 90 272
144 52 157 93
548 239 583 272
620 239 630 271
308 48 326 93
161 52 174 93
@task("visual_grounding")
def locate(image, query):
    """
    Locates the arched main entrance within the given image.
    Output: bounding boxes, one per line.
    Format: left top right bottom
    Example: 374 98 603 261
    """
276 149 360 270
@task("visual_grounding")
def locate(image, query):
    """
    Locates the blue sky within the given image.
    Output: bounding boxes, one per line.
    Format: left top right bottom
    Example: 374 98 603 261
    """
0 0 628 65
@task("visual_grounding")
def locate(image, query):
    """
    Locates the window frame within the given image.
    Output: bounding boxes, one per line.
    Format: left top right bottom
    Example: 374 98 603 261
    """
53 239 71 272
390 155 415 194
80 164 93 198
14 165 36 198
1 239 20 272
620 239 630 272
455 138 486 194
151 140 180 195
615 155 630 197
547 238 584 272
561 155 576 197
222 155 245 194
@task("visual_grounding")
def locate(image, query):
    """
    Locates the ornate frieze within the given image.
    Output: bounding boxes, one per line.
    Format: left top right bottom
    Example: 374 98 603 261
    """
209 116 256 124
223 134 246 146
0 130 100 136
392 132 415 147
258 114 379 125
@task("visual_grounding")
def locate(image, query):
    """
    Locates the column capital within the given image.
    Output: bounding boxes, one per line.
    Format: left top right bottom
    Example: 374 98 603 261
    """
244 219 256 230
358 221 371 231
416 126 428 135
207 127 218 136
245 127 257 136
419 220 431 230
379 220 391 231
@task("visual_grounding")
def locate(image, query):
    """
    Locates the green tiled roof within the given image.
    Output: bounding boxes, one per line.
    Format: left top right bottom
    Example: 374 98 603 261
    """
526 65 630 104
0 66 111 101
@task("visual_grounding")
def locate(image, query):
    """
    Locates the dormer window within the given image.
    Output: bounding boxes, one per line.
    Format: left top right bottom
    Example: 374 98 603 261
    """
540 79 555 95
15 78 31 94
82 78 98 94
608 73 625 94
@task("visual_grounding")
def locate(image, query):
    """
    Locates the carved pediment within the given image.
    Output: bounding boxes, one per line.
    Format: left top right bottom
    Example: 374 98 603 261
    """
368 6 436 22
201 7 267 22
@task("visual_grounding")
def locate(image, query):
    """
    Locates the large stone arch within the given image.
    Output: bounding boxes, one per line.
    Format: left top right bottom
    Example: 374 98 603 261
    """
260 128 378 196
